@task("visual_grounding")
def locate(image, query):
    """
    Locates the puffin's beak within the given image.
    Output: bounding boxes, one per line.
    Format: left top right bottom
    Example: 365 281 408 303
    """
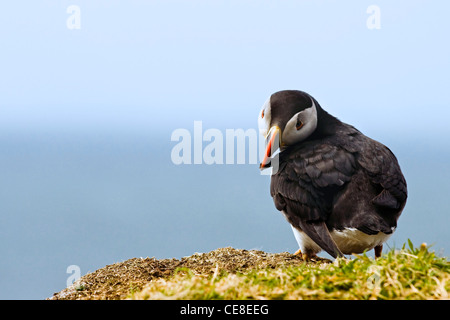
260 126 281 170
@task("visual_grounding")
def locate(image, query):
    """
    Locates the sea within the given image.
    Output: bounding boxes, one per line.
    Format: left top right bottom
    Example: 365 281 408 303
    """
0 130 448 299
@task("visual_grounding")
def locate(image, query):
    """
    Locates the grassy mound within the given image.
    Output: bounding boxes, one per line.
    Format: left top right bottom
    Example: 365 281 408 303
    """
50 241 449 300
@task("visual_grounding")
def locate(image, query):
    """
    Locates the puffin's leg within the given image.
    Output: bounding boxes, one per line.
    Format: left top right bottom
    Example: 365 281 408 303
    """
293 248 317 261
302 253 316 261
289 225 320 260
374 245 383 259
301 249 317 261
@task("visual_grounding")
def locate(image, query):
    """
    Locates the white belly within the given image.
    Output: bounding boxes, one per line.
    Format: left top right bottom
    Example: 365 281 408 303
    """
290 225 393 255
330 228 392 254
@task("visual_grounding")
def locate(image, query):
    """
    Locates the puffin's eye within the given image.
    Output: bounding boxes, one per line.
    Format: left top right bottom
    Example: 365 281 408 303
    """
261 110 265 118
296 119 304 130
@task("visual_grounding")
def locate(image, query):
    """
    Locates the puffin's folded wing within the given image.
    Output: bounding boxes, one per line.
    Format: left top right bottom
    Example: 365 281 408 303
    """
357 143 408 209
270 144 355 257
297 220 344 258
271 144 356 220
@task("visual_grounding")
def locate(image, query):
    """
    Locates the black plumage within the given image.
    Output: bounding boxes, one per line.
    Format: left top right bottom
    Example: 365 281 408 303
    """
261 90 407 259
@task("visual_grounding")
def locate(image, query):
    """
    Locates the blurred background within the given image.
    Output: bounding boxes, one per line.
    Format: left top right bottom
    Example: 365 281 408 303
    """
1 0 449 299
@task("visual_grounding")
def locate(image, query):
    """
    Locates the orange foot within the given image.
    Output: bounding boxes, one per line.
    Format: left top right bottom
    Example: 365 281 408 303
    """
294 249 317 261
302 252 317 261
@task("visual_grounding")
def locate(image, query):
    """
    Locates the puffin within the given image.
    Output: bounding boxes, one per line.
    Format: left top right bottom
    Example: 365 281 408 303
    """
258 90 407 259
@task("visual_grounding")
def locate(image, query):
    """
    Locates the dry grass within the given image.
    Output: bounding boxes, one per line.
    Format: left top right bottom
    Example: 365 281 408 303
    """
131 241 449 300
49 241 449 300
49 247 320 300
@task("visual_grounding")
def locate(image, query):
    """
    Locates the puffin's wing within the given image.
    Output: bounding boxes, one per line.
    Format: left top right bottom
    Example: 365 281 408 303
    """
356 141 407 209
298 220 344 258
271 144 356 258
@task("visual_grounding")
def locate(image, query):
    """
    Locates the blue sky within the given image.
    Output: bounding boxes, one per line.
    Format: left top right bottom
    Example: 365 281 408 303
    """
0 1 450 299
1 1 449 139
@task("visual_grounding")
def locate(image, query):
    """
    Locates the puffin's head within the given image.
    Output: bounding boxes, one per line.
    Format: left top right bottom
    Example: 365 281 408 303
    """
259 90 319 169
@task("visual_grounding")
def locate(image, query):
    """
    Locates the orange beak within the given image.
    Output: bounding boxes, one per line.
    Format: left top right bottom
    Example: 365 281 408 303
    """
260 126 281 170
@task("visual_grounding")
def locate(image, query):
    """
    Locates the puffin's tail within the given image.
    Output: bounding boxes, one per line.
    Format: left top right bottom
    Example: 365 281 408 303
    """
298 220 344 259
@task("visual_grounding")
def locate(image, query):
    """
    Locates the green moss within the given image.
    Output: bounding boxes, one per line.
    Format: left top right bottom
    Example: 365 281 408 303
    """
130 241 449 300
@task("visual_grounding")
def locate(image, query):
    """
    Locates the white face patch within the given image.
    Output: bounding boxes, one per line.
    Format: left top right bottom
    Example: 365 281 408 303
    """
282 98 318 146
258 97 272 137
